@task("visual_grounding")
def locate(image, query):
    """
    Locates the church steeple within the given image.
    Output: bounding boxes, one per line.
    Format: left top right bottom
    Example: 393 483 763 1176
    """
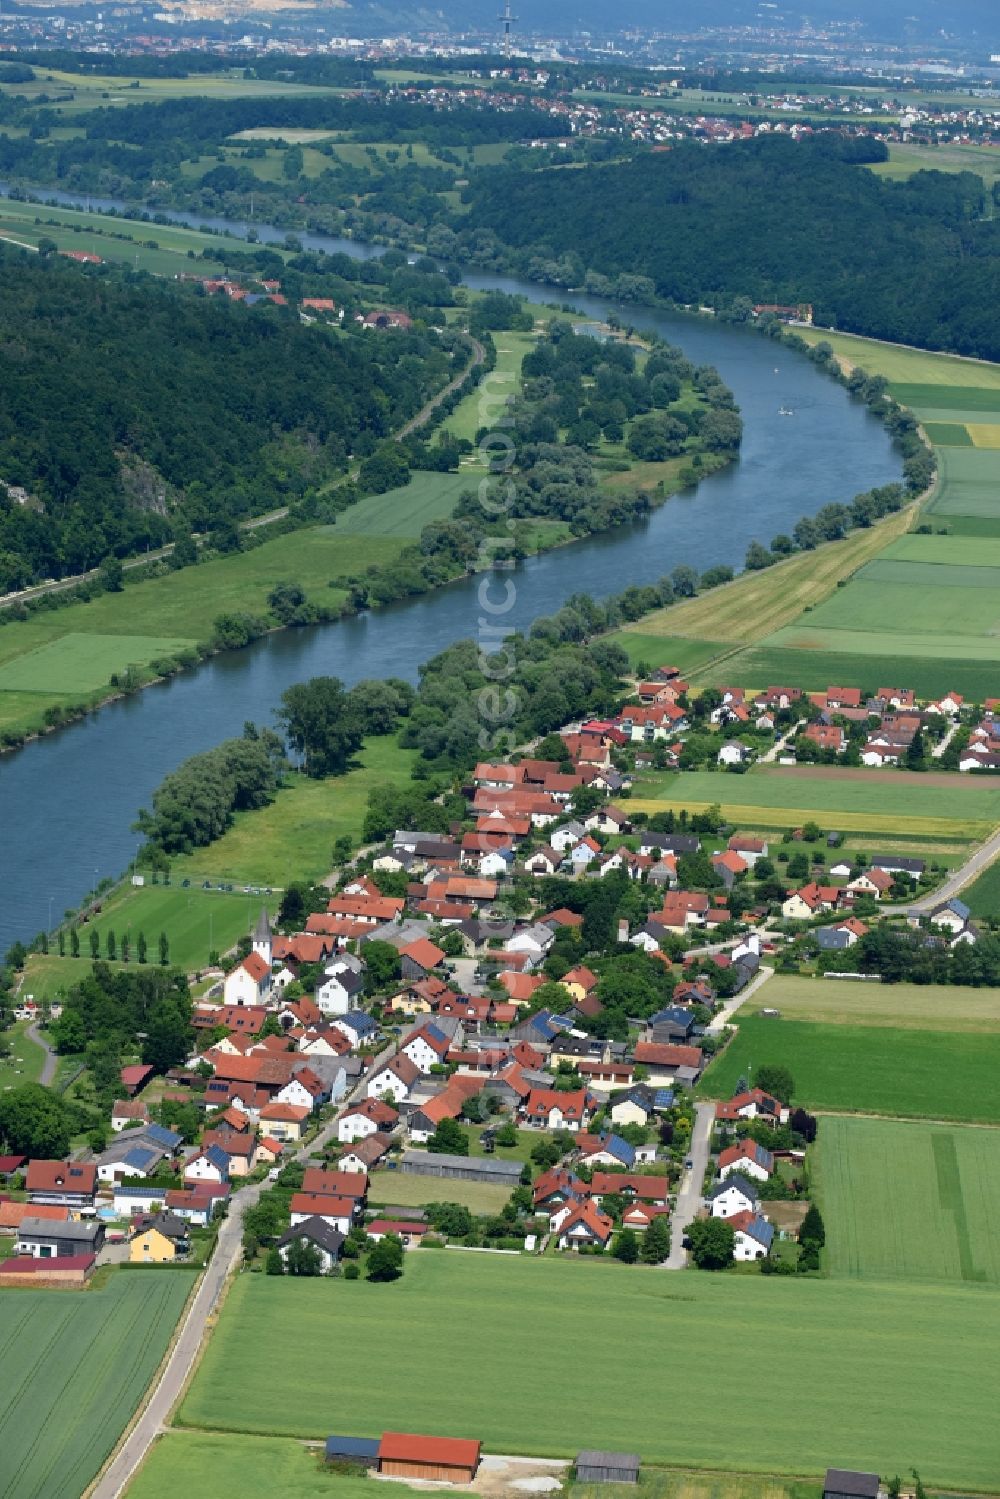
252 906 272 967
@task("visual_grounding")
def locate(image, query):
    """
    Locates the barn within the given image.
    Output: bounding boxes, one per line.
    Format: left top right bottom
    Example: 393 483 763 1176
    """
377 1432 482 1483
823 1472 881 1499
575 1451 641 1484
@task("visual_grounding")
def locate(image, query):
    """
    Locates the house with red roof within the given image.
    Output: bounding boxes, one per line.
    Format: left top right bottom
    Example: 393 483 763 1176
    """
555 1198 614 1251
715 1088 789 1126
337 1097 399 1144
367 1053 421 1104
401 1023 453 1074
26 1160 98 1210
400 937 446 979
719 1138 774 1182
223 952 272 1008
521 1087 594 1133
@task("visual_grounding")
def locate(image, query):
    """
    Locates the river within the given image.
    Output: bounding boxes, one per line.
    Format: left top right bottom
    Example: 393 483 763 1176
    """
0 186 902 953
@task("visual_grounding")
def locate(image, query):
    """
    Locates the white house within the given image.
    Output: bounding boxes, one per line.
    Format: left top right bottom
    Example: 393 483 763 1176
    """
367 1054 420 1103
289 1194 354 1234
732 1213 774 1261
717 740 749 766
315 960 364 1017
569 836 601 870
718 1140 774 1183
400 1024 451 1074
184 1146 229 1186
707 1174 759 1219
551 821 586 852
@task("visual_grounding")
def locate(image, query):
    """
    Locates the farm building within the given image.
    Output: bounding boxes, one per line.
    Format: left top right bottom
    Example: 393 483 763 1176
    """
325 1435 380 1467
399 1150 524 1186
576 1452 641 1484
823 1473 881 1499
377 1432 481 1483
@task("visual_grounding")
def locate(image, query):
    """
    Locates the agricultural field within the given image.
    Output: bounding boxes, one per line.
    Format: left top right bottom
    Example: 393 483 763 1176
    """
747 974 1000 1033
0 633 196 695
606 633 728 672
0 201 231 278
698 1015 1000 1123
962 856 1000 919
334 471 478 538
366 1171 511 1214
816 1115 1000 1286
867 140 1000 191
631 765 1000 838
177 1255 1000 1490
0 68 345 110
169 739 418 889
795 326 1000 389
442 331 535 446
699 645 1000 702
0 1269 196 1499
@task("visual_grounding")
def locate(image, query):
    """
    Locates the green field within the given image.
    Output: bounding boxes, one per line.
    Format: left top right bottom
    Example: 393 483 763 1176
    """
748 974 1000 1033
869 140 1000 191
962 856 1000 919
177 1256 1000 1489
920 421 973 445
0 632 196 694
795 327 1000 388
0 68 346 110
635 766 1000 826
0 1269 196 1499
170 738 418 888
817 1115 1000 1286
333 471 478 537
607 633 728 672
698 1015 1000 1123
442 330 534 446
0 201 231 278
699 645 1000 702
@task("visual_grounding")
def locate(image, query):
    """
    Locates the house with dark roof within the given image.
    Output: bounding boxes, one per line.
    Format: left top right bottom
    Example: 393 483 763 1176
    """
707 1173 760 1219
823 1472 881 1499
15 1217 105 1258
278 1216 344 1271
730 1211 774 1261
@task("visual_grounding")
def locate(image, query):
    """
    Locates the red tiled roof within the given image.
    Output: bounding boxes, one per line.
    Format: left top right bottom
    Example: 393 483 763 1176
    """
26 1160 97 1194
400 938 445 970
302 1167 367 1198
289 1192 355 1218
240 952 270 982
632 1042 702 1069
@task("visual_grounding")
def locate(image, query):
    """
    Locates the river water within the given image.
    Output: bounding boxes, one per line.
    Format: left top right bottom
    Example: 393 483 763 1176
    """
0 186 902 951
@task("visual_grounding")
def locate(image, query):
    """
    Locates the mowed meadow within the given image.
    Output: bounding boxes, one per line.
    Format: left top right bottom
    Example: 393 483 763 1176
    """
0 1271 196 1499
177 1256 1000 1490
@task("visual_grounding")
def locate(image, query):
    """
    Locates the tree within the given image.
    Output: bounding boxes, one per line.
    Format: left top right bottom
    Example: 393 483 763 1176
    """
106 929 117 961
755 1065 795 1104
137 931 147 965
142 998 193 1074
688 1216 735 1270
0 1083 72 1156
265 1246 284 1275
799 1203 826 1249
159 931 169 966
495 1120 518 1147
428 1117 469 1156
612 1227 639 1263
70 927 80 959
641 1216 671 1264
285 1237 323 1276
367 1234 404 1282
278 883 307 929
89 928 100 959
362 940 401 996
100 554 124 593
790 1107 817 1143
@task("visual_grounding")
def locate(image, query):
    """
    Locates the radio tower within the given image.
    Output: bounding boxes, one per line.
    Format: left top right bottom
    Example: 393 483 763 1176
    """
498 0 517 59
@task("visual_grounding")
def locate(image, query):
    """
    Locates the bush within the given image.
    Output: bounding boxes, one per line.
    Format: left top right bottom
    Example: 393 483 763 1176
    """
343 1260 360 1280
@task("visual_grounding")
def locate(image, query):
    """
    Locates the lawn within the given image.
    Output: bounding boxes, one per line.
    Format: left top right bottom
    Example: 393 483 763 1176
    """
67 884 279 970
816 1115 1000 1287
170 738 418 888
0 1269 196 1499
962 856 1000 919
698 1015 1000 1123
127 1433 374 1499
177 1256 1000 1490
747 974 1000 1033
0 1019 46 1090
333 471 478 537
366 1171 512 1214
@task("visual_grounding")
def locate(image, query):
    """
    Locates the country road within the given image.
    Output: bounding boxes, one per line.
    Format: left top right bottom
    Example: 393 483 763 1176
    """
664 1101 715 1270
908 827 1000 913
90 1040 398 1499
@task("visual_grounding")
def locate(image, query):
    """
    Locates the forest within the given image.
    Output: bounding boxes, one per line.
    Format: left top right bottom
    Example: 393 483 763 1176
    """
459 134 1000 360
0 245 454 586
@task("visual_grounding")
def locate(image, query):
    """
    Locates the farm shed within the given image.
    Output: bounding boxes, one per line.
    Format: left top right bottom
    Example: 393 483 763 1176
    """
400 1150 524 1186
378 1432 481 1483
325 1435 380 1467
576 1451 641 1484
824 1471 881 1499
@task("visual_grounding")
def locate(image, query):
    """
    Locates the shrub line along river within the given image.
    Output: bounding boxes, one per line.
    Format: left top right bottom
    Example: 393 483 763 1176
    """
0 185 902 953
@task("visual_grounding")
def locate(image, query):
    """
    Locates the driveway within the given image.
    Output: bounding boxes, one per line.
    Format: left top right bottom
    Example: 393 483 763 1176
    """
707 963 774 1033
664 1100 715 1269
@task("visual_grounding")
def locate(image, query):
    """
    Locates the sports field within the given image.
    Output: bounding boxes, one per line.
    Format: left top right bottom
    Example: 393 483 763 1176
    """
698 1015 1000 1123
817 1115 1000 1286
333 471 478 537
748 974 1000 1032
70 884 277 971
177 1256 1000 1489
0 633 196 694
0 1269 195 1499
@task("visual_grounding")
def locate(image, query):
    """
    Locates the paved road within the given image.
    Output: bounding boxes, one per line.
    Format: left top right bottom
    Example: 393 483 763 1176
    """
707 963 775 1034
664 1100 715 1270
908 827 1000 913
25 1020 57 1086
91 1042 396 1499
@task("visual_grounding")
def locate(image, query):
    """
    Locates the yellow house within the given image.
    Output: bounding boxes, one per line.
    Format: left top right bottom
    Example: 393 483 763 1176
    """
389 988 433 1016
130 1215 189 1263
561 966 598 1003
